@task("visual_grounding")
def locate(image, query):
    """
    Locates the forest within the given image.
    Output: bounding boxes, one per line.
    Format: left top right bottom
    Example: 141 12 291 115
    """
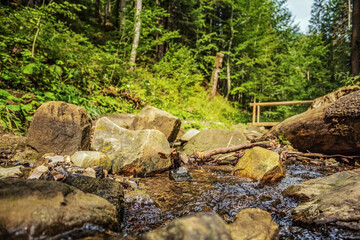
0 0 359 134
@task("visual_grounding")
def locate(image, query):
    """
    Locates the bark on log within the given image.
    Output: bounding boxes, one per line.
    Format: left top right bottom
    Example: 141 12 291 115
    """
193 142 271 160
266 90 360 155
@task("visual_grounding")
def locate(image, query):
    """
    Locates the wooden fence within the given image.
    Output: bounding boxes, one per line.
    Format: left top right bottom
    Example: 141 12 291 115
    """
249 100 313 127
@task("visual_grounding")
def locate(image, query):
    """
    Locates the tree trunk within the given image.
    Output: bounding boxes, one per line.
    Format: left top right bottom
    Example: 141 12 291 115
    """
351 0 360 76
266 89 360 155
120 0 126 31
129 0 142 71
95 0 101 24
210 52 224 101
226 6 234 99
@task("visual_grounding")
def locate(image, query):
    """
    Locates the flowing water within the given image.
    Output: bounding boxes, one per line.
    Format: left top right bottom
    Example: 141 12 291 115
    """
122 160 360 240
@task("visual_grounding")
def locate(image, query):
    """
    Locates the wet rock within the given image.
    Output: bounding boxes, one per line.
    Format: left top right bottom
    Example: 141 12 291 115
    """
71 151 112 171
180 129 200 142
63 174 124 222
26 101 92 156
229 208 279 240
283 168 360 200
0 166 23 179
141 212 232 240
231 147 284 182
125 190 154 204
0 178 117 239
101 113 136 129
169 167 191 182
132 106 181 142
183 129 247 155
92 117 171 176
284 169 360 230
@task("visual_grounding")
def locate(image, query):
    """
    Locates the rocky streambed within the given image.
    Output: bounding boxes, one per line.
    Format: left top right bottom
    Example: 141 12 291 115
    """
1 92 360 240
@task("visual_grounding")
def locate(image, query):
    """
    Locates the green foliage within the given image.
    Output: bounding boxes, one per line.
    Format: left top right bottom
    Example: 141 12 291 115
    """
0 0 352 135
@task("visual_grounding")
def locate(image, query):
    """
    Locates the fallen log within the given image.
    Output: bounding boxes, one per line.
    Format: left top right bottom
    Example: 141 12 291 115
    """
265 89 360 155
192 142 271 161
285 151 359 160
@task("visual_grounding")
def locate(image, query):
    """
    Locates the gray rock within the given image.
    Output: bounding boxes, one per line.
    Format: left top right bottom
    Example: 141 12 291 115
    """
180 129 200 142
101 113 136 129
28 165 53 180
132 106 181 142
169 167 191 182
71 151 112 171
92 117 172 176
0 178 117 239
283 169 360 230
183 129 247 155
26 101 92 156
45 155 64 167
0 166 23 179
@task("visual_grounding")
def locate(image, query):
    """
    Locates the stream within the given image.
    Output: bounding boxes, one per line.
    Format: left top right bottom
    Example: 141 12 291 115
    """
121 160 360 240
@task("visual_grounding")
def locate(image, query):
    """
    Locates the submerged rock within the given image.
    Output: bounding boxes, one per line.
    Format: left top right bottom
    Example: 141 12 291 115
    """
26 101 92 156
0 178 117 239
71 151 112 171
284 169 360 230
183 129 247 155
92 117 171 176
231 147 284 182
132 106 181 142
169 166 191 182
142 209 279 240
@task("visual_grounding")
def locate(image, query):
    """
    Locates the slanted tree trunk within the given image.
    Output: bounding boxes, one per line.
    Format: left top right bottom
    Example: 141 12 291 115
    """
129 0 142 71
266 89 360 155
210 52 224 101
351 0 360 76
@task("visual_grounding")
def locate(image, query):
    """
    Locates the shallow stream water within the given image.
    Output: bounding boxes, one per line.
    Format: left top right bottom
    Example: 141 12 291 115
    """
121 161 360 240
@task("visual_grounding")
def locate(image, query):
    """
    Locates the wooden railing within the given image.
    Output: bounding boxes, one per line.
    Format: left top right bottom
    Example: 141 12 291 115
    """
249 100 313 127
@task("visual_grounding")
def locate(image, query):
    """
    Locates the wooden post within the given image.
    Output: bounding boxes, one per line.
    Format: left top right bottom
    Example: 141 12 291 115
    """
210 52 224 101
257 105 260 123
252 104 256 124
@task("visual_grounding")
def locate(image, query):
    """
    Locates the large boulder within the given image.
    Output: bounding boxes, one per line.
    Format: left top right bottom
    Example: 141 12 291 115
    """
71 151 112 171
283 169 360 230
26 101 91 155
132 106 181 142
229 208 279 240
92 117 172 176
230 147 284 182
0 178 117 239
142 209 279 240
266 90 360 154
183 129 247 155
